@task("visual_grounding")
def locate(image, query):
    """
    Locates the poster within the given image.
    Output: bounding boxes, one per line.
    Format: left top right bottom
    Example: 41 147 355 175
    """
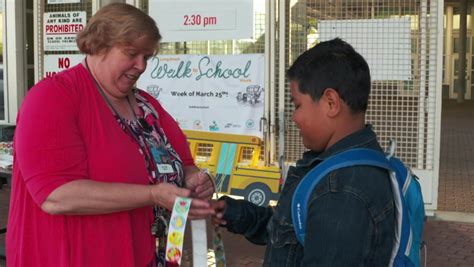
43 11 86 51
137 54 265 137
148 0 253 42
43 54 83 78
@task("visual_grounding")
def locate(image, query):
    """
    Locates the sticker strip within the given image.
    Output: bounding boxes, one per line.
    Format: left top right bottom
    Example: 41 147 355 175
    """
204 168 227 267
189 169 227 267
165 197 192 266
213 225 227 267
191 219 208 266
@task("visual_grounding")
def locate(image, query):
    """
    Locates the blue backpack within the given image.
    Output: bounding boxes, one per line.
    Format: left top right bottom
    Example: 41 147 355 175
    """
291 147 425 267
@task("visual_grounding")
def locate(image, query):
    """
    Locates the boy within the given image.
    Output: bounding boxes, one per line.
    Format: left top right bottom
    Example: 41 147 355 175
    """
212 38 395 266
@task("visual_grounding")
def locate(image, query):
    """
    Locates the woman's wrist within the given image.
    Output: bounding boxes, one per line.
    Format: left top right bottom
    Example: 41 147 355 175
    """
201 169 216 192
148 185 156 205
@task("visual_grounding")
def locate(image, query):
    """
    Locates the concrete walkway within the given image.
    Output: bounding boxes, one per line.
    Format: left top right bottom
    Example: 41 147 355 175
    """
438 100 474 212
1 185 473 266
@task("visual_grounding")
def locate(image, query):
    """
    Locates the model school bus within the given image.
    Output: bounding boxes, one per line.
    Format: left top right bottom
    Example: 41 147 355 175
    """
184 130 281 206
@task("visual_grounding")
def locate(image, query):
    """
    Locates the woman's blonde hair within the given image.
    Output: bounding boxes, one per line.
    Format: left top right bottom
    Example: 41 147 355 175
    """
76 3 161 55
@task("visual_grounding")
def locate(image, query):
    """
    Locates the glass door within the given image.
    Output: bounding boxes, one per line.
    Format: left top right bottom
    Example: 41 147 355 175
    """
0 0 5 120
451 36 472 100
25 0 33 90
452 54 472 100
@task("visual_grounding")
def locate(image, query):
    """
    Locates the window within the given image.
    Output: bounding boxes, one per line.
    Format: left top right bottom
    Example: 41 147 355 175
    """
239 146 254 163
195 143 213 162
0 0 5 120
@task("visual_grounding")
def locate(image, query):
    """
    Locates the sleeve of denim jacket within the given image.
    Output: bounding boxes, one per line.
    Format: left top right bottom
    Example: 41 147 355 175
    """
220 195 273 245
302 191 373 266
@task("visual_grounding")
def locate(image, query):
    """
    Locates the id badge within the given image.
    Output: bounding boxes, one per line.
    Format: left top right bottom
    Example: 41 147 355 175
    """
157 164 174 174
151 146 175 174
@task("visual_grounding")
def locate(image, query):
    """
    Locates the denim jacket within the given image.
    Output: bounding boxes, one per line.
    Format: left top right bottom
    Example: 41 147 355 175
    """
221 126 395 266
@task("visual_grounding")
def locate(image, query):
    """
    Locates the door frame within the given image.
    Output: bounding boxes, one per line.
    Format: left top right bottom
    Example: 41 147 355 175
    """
450 52 472 100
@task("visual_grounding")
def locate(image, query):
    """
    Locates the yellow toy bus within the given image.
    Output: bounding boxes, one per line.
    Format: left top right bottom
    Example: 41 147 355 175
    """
184 130 281 206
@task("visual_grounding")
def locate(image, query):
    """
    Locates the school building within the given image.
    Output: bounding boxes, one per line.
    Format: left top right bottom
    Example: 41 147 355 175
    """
1 0 473 216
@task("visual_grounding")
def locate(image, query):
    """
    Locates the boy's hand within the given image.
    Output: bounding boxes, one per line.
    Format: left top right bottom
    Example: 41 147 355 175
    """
211 200 227 226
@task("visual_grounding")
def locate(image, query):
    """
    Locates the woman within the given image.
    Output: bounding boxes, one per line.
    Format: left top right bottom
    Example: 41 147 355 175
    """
7 3 214 267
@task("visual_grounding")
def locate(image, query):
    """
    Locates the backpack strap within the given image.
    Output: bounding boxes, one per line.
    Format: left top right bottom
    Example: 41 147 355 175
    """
387 157 413 266
291 148 393 245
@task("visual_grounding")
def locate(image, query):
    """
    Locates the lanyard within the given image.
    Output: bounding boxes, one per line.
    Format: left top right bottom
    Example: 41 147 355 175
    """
85 59 188 266
84 58 160 184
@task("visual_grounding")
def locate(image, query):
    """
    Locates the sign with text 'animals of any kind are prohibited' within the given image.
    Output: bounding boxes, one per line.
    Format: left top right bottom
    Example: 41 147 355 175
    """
148 0 253 42
43 11 86 51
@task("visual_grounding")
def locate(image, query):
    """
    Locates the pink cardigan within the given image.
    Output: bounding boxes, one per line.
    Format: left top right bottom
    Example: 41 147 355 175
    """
7 63 194 267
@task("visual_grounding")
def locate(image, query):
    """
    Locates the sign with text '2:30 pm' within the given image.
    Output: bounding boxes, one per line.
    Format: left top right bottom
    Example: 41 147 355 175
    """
148 0 253 42
137 54 265 137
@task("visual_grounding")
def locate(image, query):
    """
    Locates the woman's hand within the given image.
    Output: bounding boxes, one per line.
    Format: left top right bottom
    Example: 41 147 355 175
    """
150 183 214 219
184 167 215 200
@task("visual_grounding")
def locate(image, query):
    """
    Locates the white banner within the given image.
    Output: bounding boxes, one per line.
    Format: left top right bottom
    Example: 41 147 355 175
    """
319 18 412 81
43 11 86 51
149 0 253 42
137 54 265 137
43 54 83 78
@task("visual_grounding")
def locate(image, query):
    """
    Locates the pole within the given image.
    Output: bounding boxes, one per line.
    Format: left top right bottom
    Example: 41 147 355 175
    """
458 0 467 103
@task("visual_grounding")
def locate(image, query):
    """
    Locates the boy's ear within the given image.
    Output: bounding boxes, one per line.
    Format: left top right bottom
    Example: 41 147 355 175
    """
322 88 341 117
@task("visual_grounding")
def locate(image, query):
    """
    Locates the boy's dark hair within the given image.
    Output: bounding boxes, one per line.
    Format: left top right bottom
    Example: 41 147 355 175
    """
287 38 371 113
